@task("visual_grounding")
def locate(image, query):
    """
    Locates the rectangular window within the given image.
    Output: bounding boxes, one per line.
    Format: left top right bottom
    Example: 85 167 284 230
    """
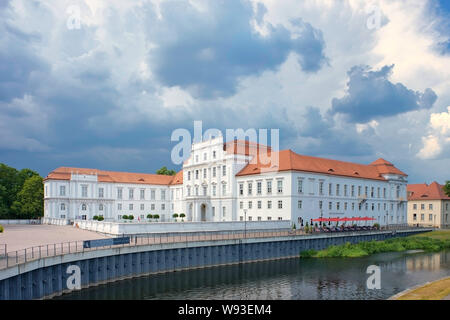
298 200 302 209
413 204 417 210
298 179 303 193
278 200 283 209
268 201 272 209
60 186 66 196
140 204 144 210
222 165 226 177
222 206 226 217
352 203 355 211
195 170 199 179
118 203 122 210
248 182 252 195
129 204 133 211
240 201 243 209
203 186 207 196
239 183 244 196
421 214 424 221
371 187 374 198
151 204 155 210
319 181 324 195
60 203 65 211
344 185 348 197
421 204 425 210
429 214 433 221
319 201 323 210
140 189 145 200
336 202 340 210
257 182 262 195
358 186 362 197
222 184 226 196
267 181 272 194
117 188 122 199
212 207 215 217
151 189 156 200
344 202 348 210
377 187 380 198
257 201 262 209
336 184 340 196
161 190 166 201
267 216 272 221
129 188 134 200
213 185 216 196
329 202 332 210
365 186 368 196
383 188 386 198
161 204 165 210
248 201 253 209
329 183 333 196
203 168 207 179
98 187 104 198
429 204 433 210
277 180 283 193
413 214 417 221
351 185 355 197
213 167 216 177
82 185 88 197
188 171 191 180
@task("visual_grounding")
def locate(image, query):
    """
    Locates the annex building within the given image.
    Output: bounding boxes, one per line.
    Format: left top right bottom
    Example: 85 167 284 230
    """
44 136 408 226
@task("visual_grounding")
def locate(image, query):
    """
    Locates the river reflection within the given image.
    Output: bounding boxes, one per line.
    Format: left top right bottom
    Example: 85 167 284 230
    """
55 250 450 300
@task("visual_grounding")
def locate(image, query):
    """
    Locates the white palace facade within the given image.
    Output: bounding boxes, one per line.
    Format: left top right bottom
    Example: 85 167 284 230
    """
44 136 408 226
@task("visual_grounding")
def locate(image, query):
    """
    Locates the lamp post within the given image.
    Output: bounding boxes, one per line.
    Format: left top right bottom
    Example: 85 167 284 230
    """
244 209 247 239
386 212 389 230
320 210 323 227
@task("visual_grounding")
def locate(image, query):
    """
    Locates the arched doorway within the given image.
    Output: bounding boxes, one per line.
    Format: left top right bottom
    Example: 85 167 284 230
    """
200 204 206 222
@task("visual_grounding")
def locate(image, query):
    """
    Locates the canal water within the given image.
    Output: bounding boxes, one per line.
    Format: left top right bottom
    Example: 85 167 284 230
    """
55 250 450 300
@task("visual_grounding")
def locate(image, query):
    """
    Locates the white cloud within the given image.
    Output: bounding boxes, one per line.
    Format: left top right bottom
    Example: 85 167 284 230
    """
417 106 450 159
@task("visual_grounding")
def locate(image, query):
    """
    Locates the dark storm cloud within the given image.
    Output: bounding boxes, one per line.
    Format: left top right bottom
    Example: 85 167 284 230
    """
146 0 327 99
330 65 437 123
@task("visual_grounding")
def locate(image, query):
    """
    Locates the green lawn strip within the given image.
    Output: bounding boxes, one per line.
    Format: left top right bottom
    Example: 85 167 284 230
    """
300 234 450 258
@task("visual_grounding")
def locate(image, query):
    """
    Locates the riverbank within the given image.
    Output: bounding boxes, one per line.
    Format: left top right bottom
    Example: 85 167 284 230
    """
300 230 450 258
390 276 450 300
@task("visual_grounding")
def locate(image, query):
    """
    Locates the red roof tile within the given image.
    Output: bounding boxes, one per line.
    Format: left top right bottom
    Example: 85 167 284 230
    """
45 167 176 185
236 150 407 181
407 182 450 200
224 140 271 156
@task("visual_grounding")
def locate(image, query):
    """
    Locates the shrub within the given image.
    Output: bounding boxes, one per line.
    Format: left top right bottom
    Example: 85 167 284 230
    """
173 213 179 218
179 213 185 218
128 215 134 220
373 223 380 229
93 215 99 221
0 224 3 233
122 215 128 220
147 214 153 219
153 214 160 220
97 216 104 221
300 249 317 258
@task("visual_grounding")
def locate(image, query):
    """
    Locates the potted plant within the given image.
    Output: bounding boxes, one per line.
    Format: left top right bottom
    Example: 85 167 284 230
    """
179 213 185 222
147 214 153 222
128 215 134 222
98 216 104 221
93 215 99 221
173 213 179 222
122 215 128 222
153 214 159 222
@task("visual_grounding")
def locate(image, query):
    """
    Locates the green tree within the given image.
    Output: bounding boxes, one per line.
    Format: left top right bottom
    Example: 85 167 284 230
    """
444 181 450 197
156 166 177 176
10 175 44 219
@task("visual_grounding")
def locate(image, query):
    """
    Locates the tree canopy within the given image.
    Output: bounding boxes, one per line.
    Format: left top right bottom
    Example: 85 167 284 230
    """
0 163 42 219
444 181 450 197
156 166 177 176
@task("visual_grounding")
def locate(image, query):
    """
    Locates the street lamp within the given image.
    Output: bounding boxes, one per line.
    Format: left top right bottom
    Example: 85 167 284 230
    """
320 210 323 227
386 212 389 230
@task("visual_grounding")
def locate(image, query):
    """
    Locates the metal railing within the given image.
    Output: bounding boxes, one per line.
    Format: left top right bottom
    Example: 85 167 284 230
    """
0 226 431 271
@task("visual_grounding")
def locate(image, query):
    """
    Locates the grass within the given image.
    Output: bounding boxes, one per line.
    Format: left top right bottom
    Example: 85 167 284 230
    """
300 231 450 258
396 277 450 300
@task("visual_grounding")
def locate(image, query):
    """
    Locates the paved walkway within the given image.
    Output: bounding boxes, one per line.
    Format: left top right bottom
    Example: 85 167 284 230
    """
0 224 111 252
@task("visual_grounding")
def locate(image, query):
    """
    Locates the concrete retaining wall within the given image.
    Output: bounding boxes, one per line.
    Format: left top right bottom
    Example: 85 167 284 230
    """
73 219 291 235
0 229 430 300
42 218 71 226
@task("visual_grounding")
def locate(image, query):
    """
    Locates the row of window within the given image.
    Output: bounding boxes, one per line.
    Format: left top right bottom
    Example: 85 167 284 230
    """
238 200 400 212
59 203 172 212
187 184 227 196
239 216 283 221
194 150 218 163
239 180 282 196
413 203 450 211
187 165 227 181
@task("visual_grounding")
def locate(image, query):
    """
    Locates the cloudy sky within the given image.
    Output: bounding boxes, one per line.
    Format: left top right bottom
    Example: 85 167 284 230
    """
0 0 449 183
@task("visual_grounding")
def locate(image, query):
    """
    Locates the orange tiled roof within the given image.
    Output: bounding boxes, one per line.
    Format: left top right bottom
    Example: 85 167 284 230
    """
236 150 407 180
45 167 177 185
170 170 183 185
224 139 271 156
407 182 450 200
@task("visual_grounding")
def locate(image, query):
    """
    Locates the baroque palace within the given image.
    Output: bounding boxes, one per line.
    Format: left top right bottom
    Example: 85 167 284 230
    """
44 136 408 226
